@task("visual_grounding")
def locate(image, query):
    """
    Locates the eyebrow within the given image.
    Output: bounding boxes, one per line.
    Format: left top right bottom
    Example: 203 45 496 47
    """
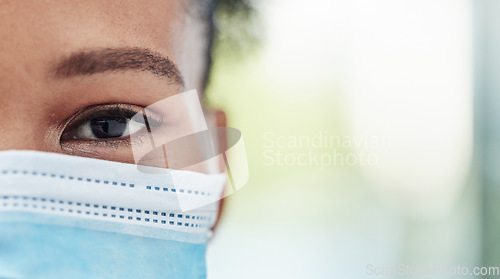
53 47 184 86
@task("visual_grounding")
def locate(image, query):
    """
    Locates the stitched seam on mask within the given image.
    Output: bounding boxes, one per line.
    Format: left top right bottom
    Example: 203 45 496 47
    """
0 195 212 229
0 170 214 196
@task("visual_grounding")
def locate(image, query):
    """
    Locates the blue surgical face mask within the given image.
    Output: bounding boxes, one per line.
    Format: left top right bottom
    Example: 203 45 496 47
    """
0 150 226 279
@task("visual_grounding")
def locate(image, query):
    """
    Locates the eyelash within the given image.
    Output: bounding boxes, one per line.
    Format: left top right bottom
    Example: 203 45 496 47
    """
60 104 163 147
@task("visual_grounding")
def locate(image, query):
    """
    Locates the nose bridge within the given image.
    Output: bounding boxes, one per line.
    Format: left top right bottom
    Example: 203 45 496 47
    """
0 103 50 152
0 57 56 152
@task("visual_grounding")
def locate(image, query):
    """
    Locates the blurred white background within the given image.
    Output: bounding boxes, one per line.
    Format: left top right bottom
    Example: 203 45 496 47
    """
206 0 477 278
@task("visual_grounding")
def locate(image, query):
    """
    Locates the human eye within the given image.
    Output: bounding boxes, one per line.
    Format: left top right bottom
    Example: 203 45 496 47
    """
60 104 162 145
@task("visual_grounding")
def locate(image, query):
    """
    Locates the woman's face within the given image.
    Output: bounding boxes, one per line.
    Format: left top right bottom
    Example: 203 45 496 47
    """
0 0 213 167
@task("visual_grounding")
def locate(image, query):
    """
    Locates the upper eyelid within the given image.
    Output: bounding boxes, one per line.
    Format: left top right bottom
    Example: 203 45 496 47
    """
61 105 136 129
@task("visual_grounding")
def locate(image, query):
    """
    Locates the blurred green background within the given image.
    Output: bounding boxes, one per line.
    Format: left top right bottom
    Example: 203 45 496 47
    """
205 0 486 278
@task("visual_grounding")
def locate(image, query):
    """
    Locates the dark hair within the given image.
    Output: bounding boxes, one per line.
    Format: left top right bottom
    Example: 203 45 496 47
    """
198 0 257 90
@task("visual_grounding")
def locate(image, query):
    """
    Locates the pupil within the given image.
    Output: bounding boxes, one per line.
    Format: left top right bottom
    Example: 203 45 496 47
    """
90 117 127 139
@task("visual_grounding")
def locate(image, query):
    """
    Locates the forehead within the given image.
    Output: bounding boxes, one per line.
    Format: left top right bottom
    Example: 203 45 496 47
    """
0 0 210 96
0 0 186 75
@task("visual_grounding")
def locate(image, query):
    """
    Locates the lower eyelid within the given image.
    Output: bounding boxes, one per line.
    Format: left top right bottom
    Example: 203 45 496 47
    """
59 140 138 164
61 137 132 149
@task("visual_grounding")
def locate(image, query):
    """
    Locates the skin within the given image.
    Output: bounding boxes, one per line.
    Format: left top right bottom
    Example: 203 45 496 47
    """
0 0 226 172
